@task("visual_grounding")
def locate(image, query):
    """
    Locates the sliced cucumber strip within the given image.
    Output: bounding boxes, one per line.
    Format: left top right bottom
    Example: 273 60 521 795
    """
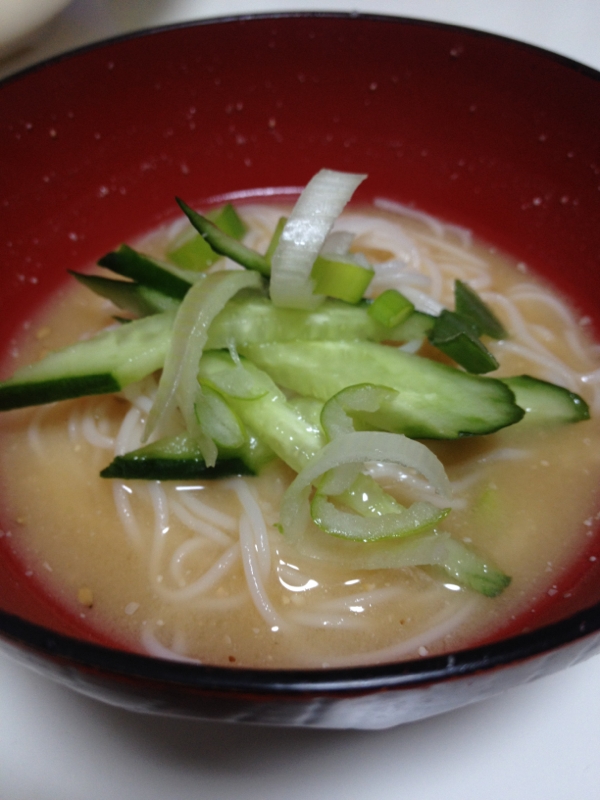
501 374 590 426
167 203 248 272
205 294 433 349
167 227 221 272
241 340 524 438
98 244 198 299
176 198 271 277
70 272 179 316
101 430 273 480
197 352 325 472
0 311 175 410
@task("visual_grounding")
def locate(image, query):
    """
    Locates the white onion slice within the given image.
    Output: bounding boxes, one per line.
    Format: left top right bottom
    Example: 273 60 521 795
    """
269 169 366 309
144 270 262 463
279 431 452 542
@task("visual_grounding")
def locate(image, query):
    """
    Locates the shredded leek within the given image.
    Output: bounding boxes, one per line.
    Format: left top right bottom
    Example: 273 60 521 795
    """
269 169 366 309
368 289 415 328
279 431 452 543
454 279 507 339
428 309 500 374
320 383 398 441
310 254 374 304
310 494 450 542
195 382 246 449
144 270 263 464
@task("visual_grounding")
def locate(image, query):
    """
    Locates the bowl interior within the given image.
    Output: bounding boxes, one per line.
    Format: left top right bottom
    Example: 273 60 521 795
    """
1 13 600 652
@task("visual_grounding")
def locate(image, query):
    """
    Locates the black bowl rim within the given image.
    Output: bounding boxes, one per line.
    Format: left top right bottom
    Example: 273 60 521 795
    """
1 11 600 696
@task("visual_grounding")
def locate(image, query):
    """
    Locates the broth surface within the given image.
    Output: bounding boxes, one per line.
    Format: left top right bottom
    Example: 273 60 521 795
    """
1 203 600 668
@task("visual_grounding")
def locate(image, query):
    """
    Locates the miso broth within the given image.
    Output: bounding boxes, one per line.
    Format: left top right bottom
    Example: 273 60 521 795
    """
1 201 600 669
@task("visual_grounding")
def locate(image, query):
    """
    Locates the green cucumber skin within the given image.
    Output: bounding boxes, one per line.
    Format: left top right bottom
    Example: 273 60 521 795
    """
241 340 524 439
98 245 195 300
70 272 179 316
500 375 590 426
0 374 121 411
176 198 271 277
101 430 274 480
0 311 175 410
0 298 428 413
438 537 511 597
101 454 254 480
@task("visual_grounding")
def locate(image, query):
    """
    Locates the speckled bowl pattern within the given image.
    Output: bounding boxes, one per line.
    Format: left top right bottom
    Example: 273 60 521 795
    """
1 14 600 729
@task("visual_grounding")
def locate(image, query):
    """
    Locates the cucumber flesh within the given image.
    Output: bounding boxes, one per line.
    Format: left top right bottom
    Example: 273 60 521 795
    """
500 375 589 426
241 340 524 439
0 297 430 412
205 294 433 350
198 351 325 472
0 311 175 410
101 430 274 480
433 537 511 597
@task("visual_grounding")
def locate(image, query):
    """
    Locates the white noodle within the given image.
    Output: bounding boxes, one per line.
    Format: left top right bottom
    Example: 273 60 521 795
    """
27 405 52 456
396 286 444 316
141 627 202 663
67 403 82 443
169 536 211 585
114 405 143 456
238 511 284 630
112 481 142 550
319 585 402 612
158 543 241 603
508 285 581 324
81 403 115 450
374 197 447 237
177 490 237 533
564 327 600 368
493 339 579 390
420 256 445 303
169 498 232 546
318 597 477 668
147 480 170 586
412 230 486 267
230 478 271 579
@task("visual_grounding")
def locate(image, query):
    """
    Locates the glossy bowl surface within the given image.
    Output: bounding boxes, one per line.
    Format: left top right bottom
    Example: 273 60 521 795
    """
1 13 600 729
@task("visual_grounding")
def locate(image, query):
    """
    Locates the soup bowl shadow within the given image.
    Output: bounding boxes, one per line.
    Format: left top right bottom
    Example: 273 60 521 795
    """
1 13 600 729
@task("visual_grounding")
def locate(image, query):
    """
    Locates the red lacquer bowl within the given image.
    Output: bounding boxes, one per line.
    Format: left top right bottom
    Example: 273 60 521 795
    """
1 13 600 729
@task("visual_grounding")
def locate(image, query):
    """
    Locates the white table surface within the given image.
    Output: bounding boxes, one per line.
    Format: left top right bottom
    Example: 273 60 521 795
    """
2 2 600 799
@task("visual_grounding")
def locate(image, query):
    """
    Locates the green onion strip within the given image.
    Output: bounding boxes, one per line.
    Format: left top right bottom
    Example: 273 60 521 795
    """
144 270 263 465
269 169 366 309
